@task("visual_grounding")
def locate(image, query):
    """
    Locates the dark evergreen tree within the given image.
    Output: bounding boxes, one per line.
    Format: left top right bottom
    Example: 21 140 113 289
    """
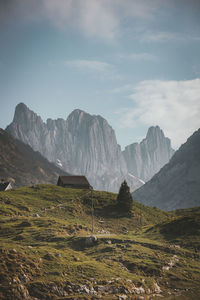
117 180 133 212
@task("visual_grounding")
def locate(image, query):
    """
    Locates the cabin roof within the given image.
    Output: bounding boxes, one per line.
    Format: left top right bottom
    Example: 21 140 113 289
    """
58 175 91 187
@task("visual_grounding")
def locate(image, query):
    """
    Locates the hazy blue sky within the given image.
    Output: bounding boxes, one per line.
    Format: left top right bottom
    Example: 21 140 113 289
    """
0 0 200 149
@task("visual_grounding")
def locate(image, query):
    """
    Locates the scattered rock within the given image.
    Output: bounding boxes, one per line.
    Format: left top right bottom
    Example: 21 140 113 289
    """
55 253 61 258
162 255 179 272
43 252 54 260
73 256 80 261
154 282 162 294
133 286 145 294
117 295 127 300
162 266 170 271
106 240 112 245
9 249 17 254
85 235 98 246
32 213 40 217
18 273 30 283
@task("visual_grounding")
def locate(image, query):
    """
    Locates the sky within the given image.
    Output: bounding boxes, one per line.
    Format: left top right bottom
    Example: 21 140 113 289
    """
0 0 200 150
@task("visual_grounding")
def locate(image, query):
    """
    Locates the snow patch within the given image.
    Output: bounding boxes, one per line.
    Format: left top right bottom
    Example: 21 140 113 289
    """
56 159 63 168
128 173 145 185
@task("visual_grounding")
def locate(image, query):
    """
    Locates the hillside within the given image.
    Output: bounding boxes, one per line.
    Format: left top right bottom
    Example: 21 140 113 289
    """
0 185 199 299
0 129 69 187
133 128 200 210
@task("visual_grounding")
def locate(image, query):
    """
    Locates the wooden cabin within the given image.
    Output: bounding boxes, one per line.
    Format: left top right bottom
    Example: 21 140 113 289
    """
0 181 12 191
57 176 92 190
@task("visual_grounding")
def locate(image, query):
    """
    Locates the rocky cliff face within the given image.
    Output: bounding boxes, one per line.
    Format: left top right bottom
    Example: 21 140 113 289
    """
6 103 143 192
123 126 175 182
6 103 174 193
132 128 200 210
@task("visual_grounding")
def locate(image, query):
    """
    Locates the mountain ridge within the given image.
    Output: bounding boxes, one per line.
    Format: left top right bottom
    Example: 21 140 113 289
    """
6 103 174 192
132 128 200 210
123 125 175 182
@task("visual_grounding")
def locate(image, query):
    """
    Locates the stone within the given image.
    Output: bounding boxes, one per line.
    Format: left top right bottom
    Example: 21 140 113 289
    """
32 213 40 218
9 249 17 254
117 295 127 300
43 252 54 260
154 282 162 293
106 240 112 245
55 253 61 258
85 236 98 246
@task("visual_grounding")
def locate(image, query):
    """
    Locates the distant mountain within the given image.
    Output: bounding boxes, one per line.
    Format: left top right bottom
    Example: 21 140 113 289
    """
132 128 200 210
6 103 143 192
0 129 69 187
123 126 175 182
6 103 174 192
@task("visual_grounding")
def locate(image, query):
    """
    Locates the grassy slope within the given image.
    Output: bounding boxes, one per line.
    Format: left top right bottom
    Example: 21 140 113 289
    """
0 184 200 299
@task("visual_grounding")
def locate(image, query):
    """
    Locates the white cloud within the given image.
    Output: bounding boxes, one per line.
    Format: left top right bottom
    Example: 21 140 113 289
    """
3 1 199 43
141 31 200 43
64 59 112 72
42 0 163 40
64 59 121 80
119 78 200 149
42 0 119 40
141 31 181 42
1 0 163 41
118 52 157 61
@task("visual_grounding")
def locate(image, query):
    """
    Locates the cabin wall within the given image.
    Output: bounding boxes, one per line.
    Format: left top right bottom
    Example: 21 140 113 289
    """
58 183 90 189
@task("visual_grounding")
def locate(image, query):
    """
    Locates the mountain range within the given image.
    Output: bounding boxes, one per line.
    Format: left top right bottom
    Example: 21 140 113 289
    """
6 103 174 192
132 128 200 210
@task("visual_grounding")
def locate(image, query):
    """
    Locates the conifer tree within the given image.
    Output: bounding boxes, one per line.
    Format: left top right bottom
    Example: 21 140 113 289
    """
117 180 133 212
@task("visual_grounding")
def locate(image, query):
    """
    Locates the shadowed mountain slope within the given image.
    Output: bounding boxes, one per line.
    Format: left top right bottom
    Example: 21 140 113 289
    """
132 128 200 210
0 129 69 187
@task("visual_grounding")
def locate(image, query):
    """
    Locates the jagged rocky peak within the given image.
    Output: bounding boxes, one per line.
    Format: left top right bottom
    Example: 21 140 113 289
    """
67 109 95 130
123 126 175 182
68 108 89 119
146 125 164 142
6 104 133 192
67 109 110 130
146 126 171 148
13 102 28 120
7 103 47 154
132 128 200 210
13 102 43 124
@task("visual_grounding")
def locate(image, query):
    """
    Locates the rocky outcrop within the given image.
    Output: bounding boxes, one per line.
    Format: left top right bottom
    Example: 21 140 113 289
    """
132 128 200 210
123 126 175 182
6 103 143 192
